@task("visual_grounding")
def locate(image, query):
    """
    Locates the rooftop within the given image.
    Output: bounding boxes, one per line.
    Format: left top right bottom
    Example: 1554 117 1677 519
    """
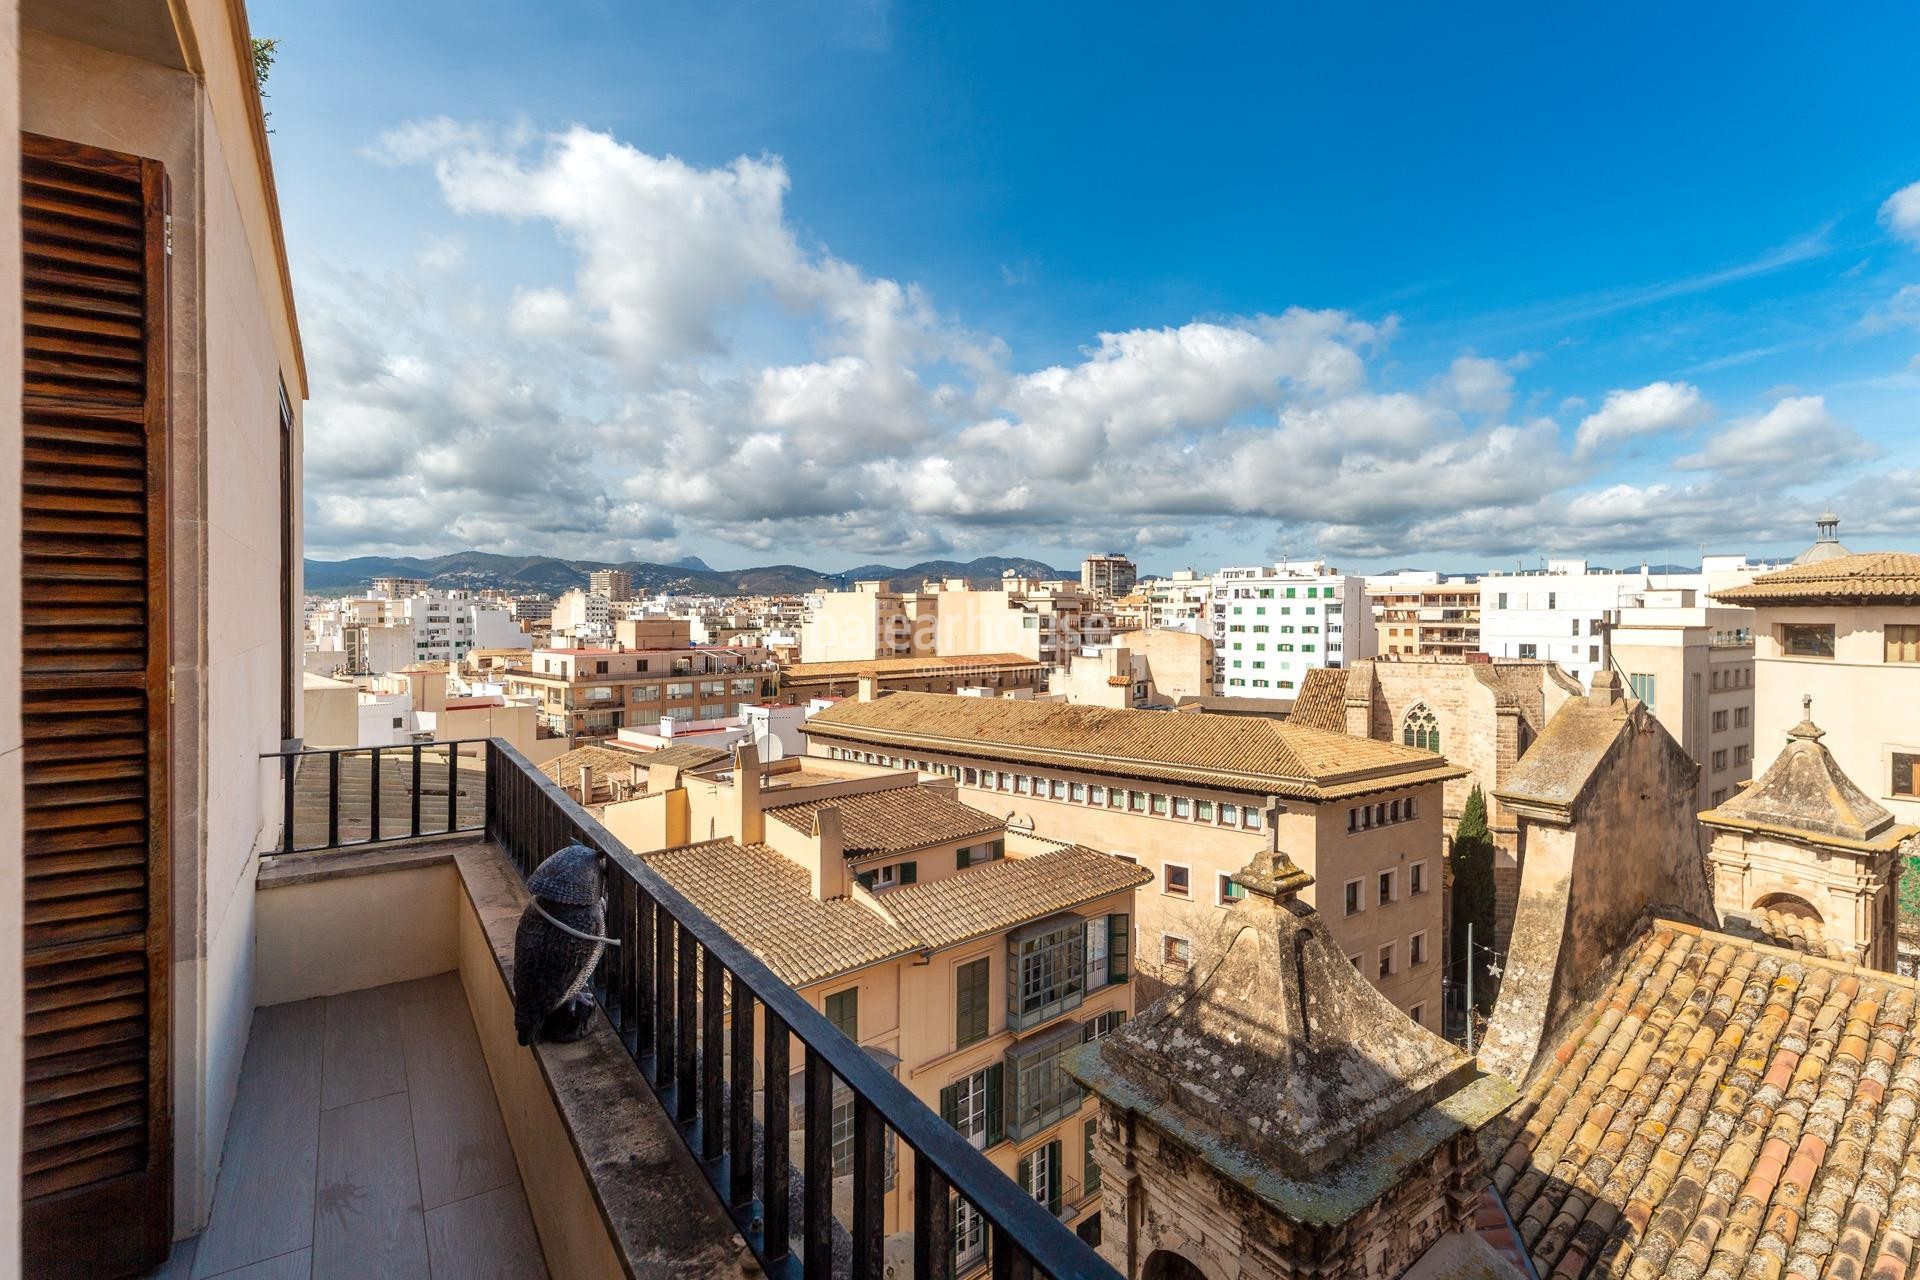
802 691 1464 800
1712 550 1920 606
764 784 1004 858
1701 705 1916 850
777 652 1043 682
1492 919 1920 1279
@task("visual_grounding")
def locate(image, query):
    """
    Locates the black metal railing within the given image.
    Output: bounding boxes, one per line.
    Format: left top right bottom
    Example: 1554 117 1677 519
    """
484 738 1116 1280
261 738 490 855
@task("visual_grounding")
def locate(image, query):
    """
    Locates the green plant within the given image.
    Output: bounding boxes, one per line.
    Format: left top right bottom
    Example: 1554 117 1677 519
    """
1450 784 1496 1012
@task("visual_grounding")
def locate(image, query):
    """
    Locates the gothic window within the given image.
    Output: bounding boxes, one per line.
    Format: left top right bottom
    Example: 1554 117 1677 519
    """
1402 704 1441 753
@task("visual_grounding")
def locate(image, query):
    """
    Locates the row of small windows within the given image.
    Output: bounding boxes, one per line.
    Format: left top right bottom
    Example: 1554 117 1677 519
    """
1347 795 1418 832
1344 931 1430 978
1342 862 1429 914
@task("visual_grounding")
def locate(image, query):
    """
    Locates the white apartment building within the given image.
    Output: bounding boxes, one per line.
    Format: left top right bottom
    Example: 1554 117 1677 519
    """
1209 562 1375 696
1478 555 1779 687
550 587 616 643
1142 569 1212 633
310 589 530 672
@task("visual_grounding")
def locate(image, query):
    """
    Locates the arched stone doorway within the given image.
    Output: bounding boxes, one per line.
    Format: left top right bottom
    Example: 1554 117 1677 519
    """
1143 1250 1211 1280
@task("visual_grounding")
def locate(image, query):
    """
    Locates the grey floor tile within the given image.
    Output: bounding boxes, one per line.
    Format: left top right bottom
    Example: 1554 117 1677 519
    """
323 986 409 1111
205 1249 312 1280
425 1185 548 1280
194 1001 326 1278
399 979 517 1209
139 1234 197 1278
314 1091 430 1280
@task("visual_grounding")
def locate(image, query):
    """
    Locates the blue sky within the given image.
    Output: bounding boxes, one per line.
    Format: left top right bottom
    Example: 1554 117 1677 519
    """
258 1 1920 574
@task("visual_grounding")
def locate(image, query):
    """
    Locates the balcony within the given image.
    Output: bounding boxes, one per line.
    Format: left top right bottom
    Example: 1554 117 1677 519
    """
219 739 1116 1280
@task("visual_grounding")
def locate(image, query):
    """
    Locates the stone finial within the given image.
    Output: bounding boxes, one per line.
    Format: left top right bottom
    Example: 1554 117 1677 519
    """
1589 667 1624 707
1788 693 1825 742
1229 795 1312 900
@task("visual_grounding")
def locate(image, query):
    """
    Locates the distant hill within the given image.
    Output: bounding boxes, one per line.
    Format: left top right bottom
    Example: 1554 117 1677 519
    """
301 551 1072 597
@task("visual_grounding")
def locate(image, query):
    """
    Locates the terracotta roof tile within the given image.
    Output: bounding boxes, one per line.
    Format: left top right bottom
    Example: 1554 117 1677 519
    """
764 786 1003 857
539 745 645 804
1712 552 1920 606
641 742 732 771
802 691 1462 800
883 845 1151 950
1493 920 1920 1279
1289 667 1350 732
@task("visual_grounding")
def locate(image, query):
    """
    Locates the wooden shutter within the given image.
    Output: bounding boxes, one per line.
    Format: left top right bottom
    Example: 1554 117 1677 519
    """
20 131 172 1279
984 1062 1003 1148
955 956 987 1049
1108 913 1129 982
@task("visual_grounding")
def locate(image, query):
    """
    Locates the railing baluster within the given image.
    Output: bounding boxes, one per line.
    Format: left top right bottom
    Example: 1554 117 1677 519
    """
914 1156 952 1280
656 907 676 1090
702 948 724 1161
326 749 340 849
729 974 754 1207
762 1010 790 1261
853 1097 884 1280
446 743 459 834
803 1047 833 1276
368 746 382 843
634 885 655 1055
411 743 423 838
677 928 698 1124
281 754 295 854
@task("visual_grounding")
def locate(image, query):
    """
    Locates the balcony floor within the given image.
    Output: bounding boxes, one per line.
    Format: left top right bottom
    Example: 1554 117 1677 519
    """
145 974 547 1280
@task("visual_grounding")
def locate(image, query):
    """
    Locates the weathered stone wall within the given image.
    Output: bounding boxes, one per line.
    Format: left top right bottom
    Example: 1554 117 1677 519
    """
1090 1106 1479 1280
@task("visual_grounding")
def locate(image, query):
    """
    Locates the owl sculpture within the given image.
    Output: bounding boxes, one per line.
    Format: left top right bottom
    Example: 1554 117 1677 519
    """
514 843 615 1046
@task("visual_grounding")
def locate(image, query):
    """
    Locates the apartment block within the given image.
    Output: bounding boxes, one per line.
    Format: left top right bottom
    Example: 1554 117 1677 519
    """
502 643 775 740
1140 569 1211 632
799 577 1110 669
549 586 615 644
1367 574 1480 657
588 567 634 600
1079 553 1137 599
1607 591 1758 814
772 652 1050 705
801 692 1461 1028
1209 561 1374 697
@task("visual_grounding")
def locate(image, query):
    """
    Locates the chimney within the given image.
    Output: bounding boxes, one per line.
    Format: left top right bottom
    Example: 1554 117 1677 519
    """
811 807 848 901
857 670 878 703
577 763 595 806
734 741 764 843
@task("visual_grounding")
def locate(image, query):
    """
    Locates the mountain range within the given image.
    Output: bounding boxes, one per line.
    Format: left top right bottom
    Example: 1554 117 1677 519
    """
301 551 1072 597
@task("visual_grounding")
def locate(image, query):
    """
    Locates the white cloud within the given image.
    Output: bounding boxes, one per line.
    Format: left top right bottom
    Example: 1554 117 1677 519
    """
1676 395 1876 478
1438 354 1514 415
1573 381 1711 459
1881 180 1920 247
1863 284 1920 333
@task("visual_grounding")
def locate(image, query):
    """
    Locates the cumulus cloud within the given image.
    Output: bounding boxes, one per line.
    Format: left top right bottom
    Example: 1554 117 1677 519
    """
298 118 1886 566
1675 396 1877 478
1573 381 1711 459
1882 180 1920 247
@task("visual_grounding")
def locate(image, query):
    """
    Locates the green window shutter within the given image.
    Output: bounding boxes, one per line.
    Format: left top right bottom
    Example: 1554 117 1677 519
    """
1047 1140 1063 1215
985 1063 1004 1147
1084 1119 1101 1195
939 1082 961 1130
856 870 876 890
956 958 989 1048
957 848 970 870
900 860 917 884
991 838 1005 860
1109 914 1130 982
1017 1152 1032 1199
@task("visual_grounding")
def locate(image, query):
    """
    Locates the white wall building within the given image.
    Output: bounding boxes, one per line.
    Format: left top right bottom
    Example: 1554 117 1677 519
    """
1208 561 1374 696
1142 569 1212 632
1478 555 1781 687
549 588 615 644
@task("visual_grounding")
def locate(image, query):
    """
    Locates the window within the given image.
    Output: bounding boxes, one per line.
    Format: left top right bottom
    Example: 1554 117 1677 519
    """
953 1198 986 1273
1084 916 1109 987
1894 753 1920 799
940 1064 1003 1150
1128 791 1146 812
1161 934 1192 970
1497 592 1508 609
1889 625 1920 663
1084 1118 1102 1196
1219 803 1239 826
1150 794 1168 816
1019 1139 1063 1216
955 957 991 1049
1378 870 1396 906
825 988 858 1041
1015 775 1030 795
855 861 915 891
1070 783 1086 802
1401 704 1440 752
1173 796 1192 818
1628 673 1657 711
1244 807 1261 830
1782 624 1836 658
1410 860 1427 896
1378 944 1395 979
1006 1024 1085 1140
1162 864 1191 897
1735 706 1750 729
1218 873 1246 905
1712 710 1728 732
1712 788 1729 806
957 839 1004 869
1734 745 1749 767
1410 931 1427 966
1009 917 1087 1030
1196 800 1214 821
1518 643 1537 659
1089 785 1107 806
1409 1003 1425 1028
1344 879 1363 916
1712 749 1728 772
1029 776 1046 795
1083 1009 1128 1042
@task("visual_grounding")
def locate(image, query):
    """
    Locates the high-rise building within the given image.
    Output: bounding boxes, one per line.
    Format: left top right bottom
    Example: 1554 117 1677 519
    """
1208 561 1375 697
588 568 634 600
1080 553 1138 598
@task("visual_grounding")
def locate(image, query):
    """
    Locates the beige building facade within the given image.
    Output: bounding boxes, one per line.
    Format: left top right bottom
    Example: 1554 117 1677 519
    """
801 692 1461 1030
1715 552 1920 826
1049 631 1214 709
772 651 1049 705
502 643 773 741
1607 591 1758 814
1369 579 1481 657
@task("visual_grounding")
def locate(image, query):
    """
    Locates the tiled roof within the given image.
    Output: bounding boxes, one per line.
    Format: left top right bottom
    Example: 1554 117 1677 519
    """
539 745 644 804
636 839 1144 986
802 692 1462 800
764 785 1003 857
637 840 920 986
1701 715 1909 850
641 742 732 771
1751 908 1851 962
1492 920 1920 1279
1711 551 1920 605
1289 667 1350 732
778 653 1042 683
884 846 1151 949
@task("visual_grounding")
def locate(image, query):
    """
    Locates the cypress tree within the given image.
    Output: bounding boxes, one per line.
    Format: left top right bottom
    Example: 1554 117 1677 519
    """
1450 785 1497 1012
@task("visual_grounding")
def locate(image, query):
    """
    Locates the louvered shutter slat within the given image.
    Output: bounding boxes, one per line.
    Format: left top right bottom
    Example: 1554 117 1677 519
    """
19 130 173 1278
